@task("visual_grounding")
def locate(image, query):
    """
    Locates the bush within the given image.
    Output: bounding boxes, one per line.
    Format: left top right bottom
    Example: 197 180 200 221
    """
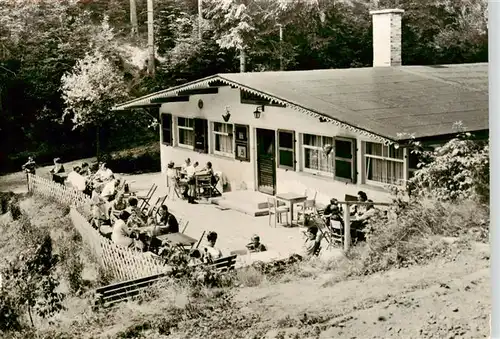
359 198 488 274
407 128 489 203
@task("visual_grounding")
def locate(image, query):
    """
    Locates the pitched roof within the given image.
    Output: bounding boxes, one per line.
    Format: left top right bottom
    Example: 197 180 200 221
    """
114 63 488 142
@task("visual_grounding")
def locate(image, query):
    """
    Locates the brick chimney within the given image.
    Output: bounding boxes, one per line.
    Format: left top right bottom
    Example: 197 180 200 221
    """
369 9 404 67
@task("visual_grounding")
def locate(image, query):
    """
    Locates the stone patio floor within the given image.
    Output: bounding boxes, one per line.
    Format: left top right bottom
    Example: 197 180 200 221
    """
122 172 322 259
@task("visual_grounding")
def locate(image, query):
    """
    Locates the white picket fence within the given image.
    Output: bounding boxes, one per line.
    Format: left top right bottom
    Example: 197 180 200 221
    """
28 174 169 281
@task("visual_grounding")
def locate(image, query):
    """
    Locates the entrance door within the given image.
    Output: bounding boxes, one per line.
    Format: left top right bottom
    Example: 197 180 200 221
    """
256 128 276 195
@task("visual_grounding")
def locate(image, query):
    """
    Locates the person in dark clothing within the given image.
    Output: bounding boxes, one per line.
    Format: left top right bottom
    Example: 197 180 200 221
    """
156 205 179 234
22 156 37 175
246 234 267 253
22 156 37 190
50 158 65 184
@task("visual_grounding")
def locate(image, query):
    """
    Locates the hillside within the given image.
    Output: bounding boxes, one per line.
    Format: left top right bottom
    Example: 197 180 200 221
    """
0 190 490 339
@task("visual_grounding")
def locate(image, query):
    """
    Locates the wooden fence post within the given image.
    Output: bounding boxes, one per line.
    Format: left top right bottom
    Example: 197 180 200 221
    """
343 203 351 252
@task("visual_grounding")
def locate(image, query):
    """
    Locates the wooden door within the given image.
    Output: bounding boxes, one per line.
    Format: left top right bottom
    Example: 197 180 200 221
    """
256 128 276 195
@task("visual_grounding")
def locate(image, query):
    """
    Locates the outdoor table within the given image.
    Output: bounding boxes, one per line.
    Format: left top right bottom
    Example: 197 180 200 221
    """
156 232 197 247
275 192 307 227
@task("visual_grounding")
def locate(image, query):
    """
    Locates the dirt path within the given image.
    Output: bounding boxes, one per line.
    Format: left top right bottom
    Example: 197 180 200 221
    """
235 243 490 339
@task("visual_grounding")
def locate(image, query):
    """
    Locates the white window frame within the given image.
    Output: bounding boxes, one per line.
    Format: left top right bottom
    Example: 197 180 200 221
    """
212 121 234 158
277 129 295 170
177 117 194 149
334 137 356 183
302 133 334 176
364 141 406 186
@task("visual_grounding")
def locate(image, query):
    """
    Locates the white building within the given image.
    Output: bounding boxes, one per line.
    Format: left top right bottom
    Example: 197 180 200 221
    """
113 9 488 204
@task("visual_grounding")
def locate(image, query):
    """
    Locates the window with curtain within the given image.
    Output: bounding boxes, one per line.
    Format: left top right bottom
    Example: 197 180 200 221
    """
213 122 233 157
302 134 334 174
177 117 194 147
364 142 405 185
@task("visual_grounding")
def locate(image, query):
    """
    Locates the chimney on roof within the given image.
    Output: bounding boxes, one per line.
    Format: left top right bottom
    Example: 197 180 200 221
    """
369 8 404 67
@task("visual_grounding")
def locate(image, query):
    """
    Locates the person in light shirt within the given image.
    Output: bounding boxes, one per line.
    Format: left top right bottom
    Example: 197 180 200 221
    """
96 162 114 182
202 231 223 264
111 210 134 248
67 165 86 192
185 161 199 204
101 177 120 201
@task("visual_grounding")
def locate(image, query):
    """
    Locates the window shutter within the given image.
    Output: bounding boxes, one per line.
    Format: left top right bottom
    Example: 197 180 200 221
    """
161 113 172 146
194 118 208 153
235 124 250 162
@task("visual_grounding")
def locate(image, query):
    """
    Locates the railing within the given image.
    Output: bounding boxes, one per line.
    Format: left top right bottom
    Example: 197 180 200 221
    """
28 173 92 213
28 174 170 282
70 209 168 281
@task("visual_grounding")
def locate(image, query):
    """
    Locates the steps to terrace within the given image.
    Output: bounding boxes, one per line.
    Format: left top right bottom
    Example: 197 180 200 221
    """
210 190 280 217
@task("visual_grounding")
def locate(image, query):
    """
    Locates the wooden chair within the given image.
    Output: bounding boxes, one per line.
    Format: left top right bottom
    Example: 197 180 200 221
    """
267 196 289 227
329 219 344 247
297 199 318 227
195 174 213 199
138 184 157 212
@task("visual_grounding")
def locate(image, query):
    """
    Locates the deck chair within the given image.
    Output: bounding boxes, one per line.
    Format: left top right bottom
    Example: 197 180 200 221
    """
138 184 157 212
267 196 289 227
149 194 168 218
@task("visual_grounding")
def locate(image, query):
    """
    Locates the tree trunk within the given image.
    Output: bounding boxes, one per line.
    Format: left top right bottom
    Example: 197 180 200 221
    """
198 0 203 40
239 49 246 73
28 305 34 327
147 0 155 75
96 124 100 166
130 0 138 38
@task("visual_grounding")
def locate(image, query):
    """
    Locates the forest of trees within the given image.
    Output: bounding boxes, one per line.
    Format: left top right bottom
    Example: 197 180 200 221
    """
0 0 488 173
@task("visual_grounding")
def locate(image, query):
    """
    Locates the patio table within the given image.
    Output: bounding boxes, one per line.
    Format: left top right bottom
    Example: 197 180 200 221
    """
275 192 307 227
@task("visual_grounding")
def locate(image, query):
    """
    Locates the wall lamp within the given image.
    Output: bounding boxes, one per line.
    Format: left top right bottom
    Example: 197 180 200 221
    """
222 106 231 122
253 105 265 119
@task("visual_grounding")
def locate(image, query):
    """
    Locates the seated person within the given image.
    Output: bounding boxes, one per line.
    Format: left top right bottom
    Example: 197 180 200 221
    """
79 162 91 177
350 200 377 242
91 189 109 228
350 191 368 217
109 192 127 222
155 205 179 235
111 210 134 248
95 162 114 182
323 198 342 223
101 176 120 201
198 161 218 186
50 158 65 184
189 248 204 265
67 165 86 192
202 231 223 264
303 226 323 258
246 234 267 253
126 197 147 228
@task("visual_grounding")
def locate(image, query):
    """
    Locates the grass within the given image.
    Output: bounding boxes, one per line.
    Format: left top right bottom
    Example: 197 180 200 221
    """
0 192 489 339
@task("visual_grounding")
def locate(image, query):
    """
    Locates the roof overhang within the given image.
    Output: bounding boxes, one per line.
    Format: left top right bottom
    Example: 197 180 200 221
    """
112 75 396 145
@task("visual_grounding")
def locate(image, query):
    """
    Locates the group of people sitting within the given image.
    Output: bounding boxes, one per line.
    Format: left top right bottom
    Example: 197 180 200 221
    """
167 158 220 204
109 202 179 251
321 190 378 243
